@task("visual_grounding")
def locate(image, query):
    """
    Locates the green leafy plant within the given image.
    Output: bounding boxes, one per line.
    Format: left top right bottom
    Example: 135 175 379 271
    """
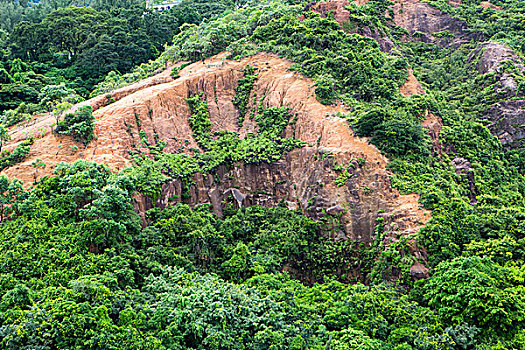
233 65 258 127
55 105 95 145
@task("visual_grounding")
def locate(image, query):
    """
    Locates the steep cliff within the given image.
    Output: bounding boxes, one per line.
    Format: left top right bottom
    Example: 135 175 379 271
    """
390 0 467 43
1 52 429 275
469 42 525 148
311 0 525 150
1 0 524 346
309 0 468 50
308 0 395 52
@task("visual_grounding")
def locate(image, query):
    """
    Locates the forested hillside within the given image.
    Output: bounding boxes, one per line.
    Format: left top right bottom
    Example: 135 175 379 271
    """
0 0 524 349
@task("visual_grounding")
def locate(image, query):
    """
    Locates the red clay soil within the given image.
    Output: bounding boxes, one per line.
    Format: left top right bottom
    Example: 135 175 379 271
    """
1 52 430 275
480 1 502 10
399 68 443 158
400 68 426 96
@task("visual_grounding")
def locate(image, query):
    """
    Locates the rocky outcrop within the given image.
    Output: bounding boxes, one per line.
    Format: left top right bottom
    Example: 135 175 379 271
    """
471 42 524 100
309 0 468 49
308 0 507 53
309 0 394 52
399 68 425 96
452 157 477 204
398 69 444 159
410 261 429 280
152 147 406 243
468 42 523 75
389 0 467 44
2 53 429 261
485 100 525 148
480 1 502 10
422 111 443 157
468 42 525 148
309 0 353 27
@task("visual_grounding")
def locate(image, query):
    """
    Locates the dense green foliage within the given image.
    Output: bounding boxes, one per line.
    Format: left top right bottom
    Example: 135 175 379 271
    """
422 257 525 338
251 12 407 102
0 0 246 117
0 137 33 171
424 0 525 55
0 161 485 349
164 2 407 102
54 105 95 144
232 65 257 126
0 0 524 348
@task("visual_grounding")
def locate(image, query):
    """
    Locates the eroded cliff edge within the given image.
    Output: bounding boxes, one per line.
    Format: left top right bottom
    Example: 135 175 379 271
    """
2 52 430 277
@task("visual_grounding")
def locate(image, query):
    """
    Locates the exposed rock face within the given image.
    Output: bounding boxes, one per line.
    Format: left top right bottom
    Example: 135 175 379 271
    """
310 0 468 49
452 157 477 204
309 0 394 52
422 112 443 157
398 69 444 159
2 53 429 255
390 0 467 43
469 42 524 75
485 100 525 148
399 68 425 96
309 0 352 27
479 1 502 10
467 42 525 148
154 147 406 243
410 261 429 280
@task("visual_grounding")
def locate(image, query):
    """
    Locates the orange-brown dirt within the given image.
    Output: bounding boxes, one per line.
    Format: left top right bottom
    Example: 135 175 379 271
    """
309 0 371 28
2 52 430 276
479 1 502 10
399 68 443 158
312 0 492 38
310 0 395 52
310 0 353 28
400 68 426 96
422 111 443 157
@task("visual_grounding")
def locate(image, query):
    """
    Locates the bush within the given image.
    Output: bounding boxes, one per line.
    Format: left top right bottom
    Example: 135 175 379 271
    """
232 65 258 126
0 138 33 171
55 105 95 145
371 117 431 161
420 257 525 339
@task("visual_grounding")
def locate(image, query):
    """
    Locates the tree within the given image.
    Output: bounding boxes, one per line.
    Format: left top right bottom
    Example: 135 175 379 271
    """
330 328 388 350
31 158 46 183
0 1 24 33
0 68 12 84
54 105 95 144
221 242 261 282
421 257 525 339
42 7 107 58
0 175 26 222
51 101 73 127
0 124 11 152
370 117 431 161
38 83 81 113
0 83 39 112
